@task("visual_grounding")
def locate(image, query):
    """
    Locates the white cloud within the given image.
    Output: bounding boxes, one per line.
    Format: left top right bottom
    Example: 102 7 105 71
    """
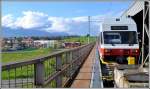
2 14 15 28
72 16 88 22
46 17 70 32
14 11 50 29
2 10 122 35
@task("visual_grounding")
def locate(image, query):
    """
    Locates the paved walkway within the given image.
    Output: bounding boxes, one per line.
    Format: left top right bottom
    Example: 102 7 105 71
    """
71 45 96 88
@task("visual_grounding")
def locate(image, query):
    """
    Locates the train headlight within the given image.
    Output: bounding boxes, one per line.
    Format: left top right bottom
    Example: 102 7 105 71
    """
131 49 138 53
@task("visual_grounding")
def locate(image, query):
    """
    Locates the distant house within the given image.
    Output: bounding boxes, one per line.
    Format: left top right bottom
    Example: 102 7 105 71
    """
22 37 34 47
62 42 81 48
49 40 57 48
34 40 57 48
0 38 6 48
4 37 21 51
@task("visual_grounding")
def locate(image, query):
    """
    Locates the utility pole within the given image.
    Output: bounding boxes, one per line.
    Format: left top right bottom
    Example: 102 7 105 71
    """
88 16 90 44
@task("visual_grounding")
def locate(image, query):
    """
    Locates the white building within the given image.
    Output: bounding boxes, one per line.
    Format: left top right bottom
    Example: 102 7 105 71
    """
34 40 57 48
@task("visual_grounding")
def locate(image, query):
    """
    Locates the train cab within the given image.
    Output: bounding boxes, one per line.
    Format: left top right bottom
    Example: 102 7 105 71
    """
98 18 139 64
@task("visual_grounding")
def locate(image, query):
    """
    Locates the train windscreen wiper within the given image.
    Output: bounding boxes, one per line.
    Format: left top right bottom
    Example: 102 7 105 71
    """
129 43 134 46
111 43 115 46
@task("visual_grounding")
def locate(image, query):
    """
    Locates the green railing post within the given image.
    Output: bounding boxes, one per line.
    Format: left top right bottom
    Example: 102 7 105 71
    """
56 54 62 87
34 61 45 87
66 52 71 78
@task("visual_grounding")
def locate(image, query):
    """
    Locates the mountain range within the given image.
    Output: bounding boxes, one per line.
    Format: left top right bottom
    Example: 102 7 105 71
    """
2 27 69 37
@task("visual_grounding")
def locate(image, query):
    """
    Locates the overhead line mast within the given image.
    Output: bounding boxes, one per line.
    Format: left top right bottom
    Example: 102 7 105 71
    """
88 16 90 44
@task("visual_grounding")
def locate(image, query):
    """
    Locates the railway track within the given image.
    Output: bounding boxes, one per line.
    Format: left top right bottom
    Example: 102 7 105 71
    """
100 61 115 88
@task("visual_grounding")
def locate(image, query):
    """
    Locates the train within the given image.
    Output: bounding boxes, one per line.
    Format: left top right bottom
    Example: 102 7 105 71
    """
98 18 139 64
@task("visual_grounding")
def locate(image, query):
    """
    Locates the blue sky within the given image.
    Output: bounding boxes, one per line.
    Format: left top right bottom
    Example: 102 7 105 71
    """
2 1 132 17
2 1 133 36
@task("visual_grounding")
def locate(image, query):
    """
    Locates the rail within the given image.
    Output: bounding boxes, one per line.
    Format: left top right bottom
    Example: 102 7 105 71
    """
1 42 95 88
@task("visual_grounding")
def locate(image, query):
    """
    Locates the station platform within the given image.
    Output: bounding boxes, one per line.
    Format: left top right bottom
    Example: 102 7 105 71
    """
71 45 103 88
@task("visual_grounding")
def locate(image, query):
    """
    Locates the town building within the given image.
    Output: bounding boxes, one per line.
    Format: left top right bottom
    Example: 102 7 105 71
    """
34 40 57 48
22 37 34 47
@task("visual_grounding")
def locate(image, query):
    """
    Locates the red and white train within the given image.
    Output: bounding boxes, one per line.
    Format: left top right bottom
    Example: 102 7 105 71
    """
98 18 139 64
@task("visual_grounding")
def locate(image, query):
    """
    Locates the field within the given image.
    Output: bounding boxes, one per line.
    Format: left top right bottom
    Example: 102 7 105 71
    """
1 47 56 84
2 48 54 64
1 36 96 86
2 36 96 64
63 36 96 44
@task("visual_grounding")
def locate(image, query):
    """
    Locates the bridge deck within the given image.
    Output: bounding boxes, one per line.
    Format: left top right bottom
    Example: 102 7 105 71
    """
71 45 96 88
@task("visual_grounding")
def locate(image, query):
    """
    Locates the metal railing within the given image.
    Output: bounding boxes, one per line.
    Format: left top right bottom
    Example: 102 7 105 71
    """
1 43 95 88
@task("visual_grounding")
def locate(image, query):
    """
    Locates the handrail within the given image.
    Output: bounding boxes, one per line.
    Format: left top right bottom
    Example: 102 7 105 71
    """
2 42 94 70
1 42 95 88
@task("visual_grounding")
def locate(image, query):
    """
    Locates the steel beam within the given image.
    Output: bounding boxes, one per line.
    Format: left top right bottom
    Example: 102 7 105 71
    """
141 1 145 66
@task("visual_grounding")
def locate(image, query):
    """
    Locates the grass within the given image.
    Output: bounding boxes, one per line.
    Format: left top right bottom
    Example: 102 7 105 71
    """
2 47 57 81
1 51 66 80
1 36 96 87
2 36 96 64
2 47 54 63
2 59 56 80
2 65 34 79
2 54 62 88
63 36 96 45
17 48 38 51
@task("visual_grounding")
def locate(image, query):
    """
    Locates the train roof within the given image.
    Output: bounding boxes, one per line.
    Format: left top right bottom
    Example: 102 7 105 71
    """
100 17 137 32
102 17 136 25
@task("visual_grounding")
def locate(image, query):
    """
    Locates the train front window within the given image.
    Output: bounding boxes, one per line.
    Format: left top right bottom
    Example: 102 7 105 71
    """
103 31 138 44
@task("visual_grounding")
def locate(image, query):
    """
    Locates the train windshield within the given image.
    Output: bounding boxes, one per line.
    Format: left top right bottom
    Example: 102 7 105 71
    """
103 31 138 44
